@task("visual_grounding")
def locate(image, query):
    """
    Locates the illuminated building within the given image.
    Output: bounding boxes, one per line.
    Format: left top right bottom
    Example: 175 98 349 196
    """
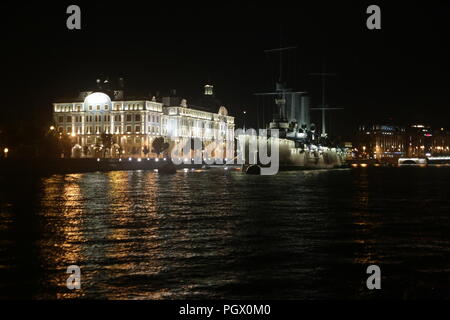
407 125 450 157
52 79 235 157
356 124 406 159
356 123 450 160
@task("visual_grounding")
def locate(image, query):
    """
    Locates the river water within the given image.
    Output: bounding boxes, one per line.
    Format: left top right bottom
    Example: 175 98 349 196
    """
0 167 449 299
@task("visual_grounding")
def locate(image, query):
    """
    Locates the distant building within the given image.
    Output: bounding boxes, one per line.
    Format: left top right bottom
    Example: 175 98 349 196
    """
355 123 450 160
356 124 406 159
52 79 235 158
406 125 450 157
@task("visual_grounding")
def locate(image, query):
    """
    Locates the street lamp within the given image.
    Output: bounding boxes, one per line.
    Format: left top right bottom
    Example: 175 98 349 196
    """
243 110 247 131
4 147 8 158
50 126 55 131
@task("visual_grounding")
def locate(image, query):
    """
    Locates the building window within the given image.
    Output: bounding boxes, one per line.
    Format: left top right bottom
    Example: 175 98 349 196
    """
135 126 140 133
126 126 132 133
126 115 132 122
89 105 93 110
97 105 100 110
135 114 141 121
104 105 109 110
67 116 72 122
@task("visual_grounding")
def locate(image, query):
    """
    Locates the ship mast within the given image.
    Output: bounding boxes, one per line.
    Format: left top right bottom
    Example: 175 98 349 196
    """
256 46 299 134
309 63 341 138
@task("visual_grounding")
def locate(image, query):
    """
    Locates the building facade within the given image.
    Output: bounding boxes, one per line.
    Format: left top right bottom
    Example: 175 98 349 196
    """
356 124 406 159
406 125 450 157
53 85 235 158
355 123 450 160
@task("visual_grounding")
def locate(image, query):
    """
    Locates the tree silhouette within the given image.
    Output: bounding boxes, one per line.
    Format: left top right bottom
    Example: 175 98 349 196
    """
152 137 169 156
60 134 73 158
143 145 150 157
100 132 113 157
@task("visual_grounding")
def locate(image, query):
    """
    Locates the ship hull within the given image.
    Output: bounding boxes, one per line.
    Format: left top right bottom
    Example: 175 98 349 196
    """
278 139 347 169
241 135 347 172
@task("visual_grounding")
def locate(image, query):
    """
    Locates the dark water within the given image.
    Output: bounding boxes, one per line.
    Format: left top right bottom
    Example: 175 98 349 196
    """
0 167 450 299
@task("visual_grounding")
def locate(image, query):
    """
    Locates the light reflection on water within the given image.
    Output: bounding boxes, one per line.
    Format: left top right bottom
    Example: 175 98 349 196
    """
0 167 450 299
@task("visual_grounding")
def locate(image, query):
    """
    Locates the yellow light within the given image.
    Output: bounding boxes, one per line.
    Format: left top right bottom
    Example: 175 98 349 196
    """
50 126 55 130
4 148 8 154
71 132 76 137
360 163 368 167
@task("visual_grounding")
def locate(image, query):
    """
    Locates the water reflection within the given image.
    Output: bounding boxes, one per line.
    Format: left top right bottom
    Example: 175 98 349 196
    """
350 168 381 266
38 174 86 298
1 168 450 299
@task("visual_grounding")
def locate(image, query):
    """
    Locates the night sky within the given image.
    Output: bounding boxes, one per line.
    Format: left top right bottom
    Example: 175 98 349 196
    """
2 1 450 139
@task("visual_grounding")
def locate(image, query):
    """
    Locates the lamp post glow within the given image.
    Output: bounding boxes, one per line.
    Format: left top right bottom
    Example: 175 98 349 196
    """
50 126 55 131
4 147 9 158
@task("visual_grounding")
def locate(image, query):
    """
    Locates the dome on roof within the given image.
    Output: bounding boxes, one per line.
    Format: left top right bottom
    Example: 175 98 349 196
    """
84 92 112 108
218 106 228 116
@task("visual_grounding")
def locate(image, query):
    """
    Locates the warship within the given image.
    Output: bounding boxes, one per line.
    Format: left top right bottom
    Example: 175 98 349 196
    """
241 47 348 173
